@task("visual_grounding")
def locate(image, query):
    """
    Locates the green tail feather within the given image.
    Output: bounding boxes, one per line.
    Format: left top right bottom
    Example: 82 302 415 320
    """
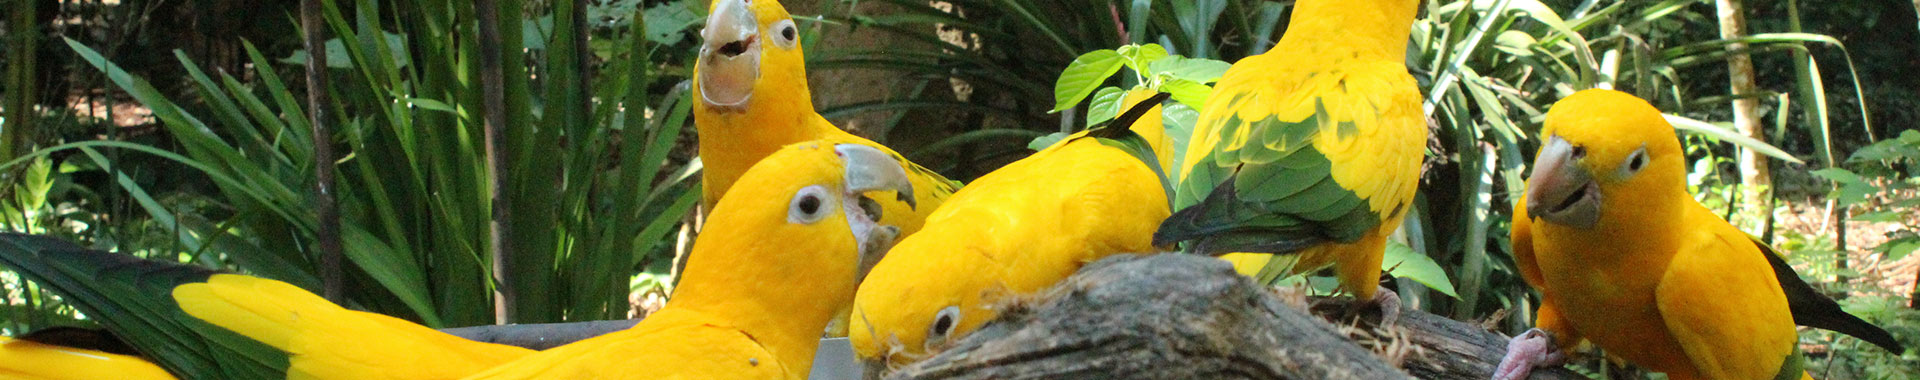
1081 92 1175 210
0 233 288 379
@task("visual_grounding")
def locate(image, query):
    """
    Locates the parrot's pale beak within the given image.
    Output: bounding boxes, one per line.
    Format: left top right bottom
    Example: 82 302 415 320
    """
836 144 915 283
1526 136 1601 229
697 0 759 111
838 145 917 210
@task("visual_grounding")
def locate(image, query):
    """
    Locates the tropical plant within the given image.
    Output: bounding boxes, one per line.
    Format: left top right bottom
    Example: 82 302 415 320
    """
0 0 704 327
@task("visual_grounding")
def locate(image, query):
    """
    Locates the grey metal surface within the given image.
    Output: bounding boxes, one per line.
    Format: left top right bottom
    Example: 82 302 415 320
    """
809 337 861 380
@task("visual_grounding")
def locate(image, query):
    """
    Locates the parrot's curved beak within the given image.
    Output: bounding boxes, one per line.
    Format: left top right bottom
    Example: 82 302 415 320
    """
1526 136 1601 229
697 0 759 111
836 144 915 283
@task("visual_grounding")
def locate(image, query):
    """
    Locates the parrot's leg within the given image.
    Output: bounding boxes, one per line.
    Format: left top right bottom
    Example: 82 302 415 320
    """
1492 328 1565 380
1369 285 1401 327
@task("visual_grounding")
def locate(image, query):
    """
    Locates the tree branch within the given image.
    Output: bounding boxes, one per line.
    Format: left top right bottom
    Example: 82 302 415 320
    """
880 254 1585 380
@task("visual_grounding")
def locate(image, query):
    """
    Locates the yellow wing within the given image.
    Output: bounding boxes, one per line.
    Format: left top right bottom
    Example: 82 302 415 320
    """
1653 206 1801 380
851 132 1169 367
173 274 532 380
462 309 790 380
0 337 175 380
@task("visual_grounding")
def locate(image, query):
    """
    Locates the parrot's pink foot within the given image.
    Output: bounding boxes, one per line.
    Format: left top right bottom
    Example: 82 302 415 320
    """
1492 328 1564 380
1370 285 1401 327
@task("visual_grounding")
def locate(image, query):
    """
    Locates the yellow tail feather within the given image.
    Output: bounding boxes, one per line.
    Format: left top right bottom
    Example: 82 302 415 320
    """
0 337 175 380
174 274 533 380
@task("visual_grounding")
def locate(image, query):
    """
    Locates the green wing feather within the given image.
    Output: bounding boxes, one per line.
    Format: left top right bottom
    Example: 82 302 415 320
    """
0 233 289 379
1156 99 1382 256
1082 92 1176 208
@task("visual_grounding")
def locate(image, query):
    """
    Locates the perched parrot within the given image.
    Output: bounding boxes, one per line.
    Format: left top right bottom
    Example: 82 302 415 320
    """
1152 0 1426 312
0 332 174 380
693 0 957 235
462 142 915 380
847 92 1174 370
0 232 538 380
1493 89 1905 380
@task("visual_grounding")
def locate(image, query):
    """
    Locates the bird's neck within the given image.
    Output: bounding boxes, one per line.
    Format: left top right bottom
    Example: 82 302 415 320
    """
1270 0 1418 62
695 94 838 200
666 233 855 376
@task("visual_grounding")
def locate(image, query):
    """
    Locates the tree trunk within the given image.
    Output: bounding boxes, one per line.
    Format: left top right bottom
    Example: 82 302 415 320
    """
1716 0 1773 225
880 254 1587 380
474 0 517 324
4 0 39 162
298 0 344 304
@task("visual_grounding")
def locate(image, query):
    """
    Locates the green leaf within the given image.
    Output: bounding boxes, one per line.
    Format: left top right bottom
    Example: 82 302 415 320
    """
1663 115 1805 164
1809 167 1875 207
1052 49 1127 113
1027 132 1071 151
1085 87 1126 125
643 0 704 45
1383 241 1458 298
1117 43 1168 75
1148 55 1231 84
281 34 409 69
1160 78 1212 110
1161 102 1199 181
1875 236 1918 261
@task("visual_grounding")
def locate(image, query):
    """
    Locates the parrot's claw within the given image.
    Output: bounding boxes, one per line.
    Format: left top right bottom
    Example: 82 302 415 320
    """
1492 328 1564 380
1371 286 1401 328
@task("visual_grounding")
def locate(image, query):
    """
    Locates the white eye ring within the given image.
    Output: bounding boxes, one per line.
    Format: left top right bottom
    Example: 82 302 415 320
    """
1618 146 1649 178
769 19 799 49
926 306 961 347
788 185 832 224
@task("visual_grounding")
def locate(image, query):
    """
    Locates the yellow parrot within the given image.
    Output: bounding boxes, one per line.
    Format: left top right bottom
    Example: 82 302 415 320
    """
172 275 534 380
847 92 1174 370
693 0 957 236
1152 0 1426 311
462 142 915 380
1493 89 1904 380
0 335 174 380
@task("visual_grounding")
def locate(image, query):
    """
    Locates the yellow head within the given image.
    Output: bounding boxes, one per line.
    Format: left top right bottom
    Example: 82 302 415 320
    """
671 142 916 316
1525 89 1687 231
694 0 810 114
847 235 1003 370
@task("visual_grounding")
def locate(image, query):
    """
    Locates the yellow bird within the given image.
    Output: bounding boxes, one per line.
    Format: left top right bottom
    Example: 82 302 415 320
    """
1494 89 1903 380
0 335 174 380
463 142 915 379
848 92 1174 369
693 0 956 237
1153 0 1426 311
173 275 534 380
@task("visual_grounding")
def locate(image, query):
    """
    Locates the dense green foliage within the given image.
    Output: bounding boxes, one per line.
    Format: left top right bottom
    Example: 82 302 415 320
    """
0 0 1914 376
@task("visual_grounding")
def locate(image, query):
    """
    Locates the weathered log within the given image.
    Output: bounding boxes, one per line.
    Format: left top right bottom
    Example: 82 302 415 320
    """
439 319 640 350
1304 297 1584 380
881 254 1584 380
884 254 1409 380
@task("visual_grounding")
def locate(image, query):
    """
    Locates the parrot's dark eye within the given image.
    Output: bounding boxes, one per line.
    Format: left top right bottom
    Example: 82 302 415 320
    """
1619 146 1649 178
928 306 961 345
770 19 799 49
788 185 831 224
1570 146 1587 159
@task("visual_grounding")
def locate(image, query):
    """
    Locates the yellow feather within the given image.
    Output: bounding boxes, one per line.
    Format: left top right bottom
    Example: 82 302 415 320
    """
467 141 882 379
0 337 175 380
849 96 1171 366
173 274 534 380
1516 89 1803 379
1176 0 1424 297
